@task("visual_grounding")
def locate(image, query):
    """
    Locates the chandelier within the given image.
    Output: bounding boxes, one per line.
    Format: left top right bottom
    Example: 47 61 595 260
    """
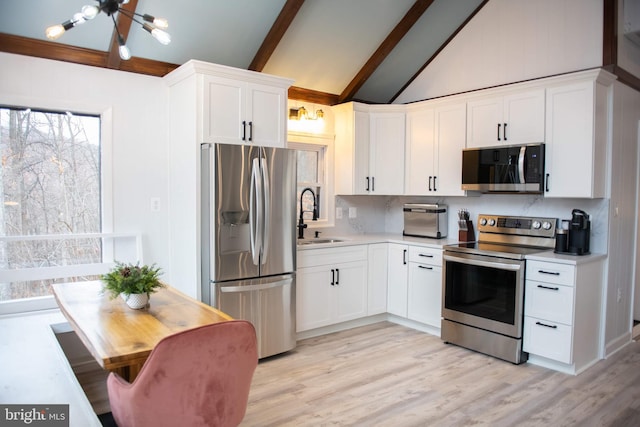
45 0 171 61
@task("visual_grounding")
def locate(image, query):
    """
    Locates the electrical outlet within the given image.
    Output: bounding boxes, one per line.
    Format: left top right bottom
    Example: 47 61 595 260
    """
336 207 343 219
349 207 357 218
150 197 161 212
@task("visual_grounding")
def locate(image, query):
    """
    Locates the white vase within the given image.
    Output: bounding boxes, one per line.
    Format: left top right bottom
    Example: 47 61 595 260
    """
121 292 149 309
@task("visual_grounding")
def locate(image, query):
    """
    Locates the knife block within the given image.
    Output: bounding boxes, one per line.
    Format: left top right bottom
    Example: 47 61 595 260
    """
458 221 475 242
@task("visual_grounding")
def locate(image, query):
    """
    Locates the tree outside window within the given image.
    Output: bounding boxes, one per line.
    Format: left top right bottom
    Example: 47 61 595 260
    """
0 107 101 301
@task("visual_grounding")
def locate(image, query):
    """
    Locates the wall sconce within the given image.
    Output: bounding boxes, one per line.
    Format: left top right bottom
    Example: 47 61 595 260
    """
289 106 324 121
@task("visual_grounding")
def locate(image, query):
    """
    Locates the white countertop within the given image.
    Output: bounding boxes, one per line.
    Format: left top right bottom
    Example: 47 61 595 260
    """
525 250 607 265
297 233 607 265
296 233 459 250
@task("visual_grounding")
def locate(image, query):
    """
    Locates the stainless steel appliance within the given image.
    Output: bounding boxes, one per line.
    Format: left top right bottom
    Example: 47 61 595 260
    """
462 143 545 193
442 214 556 364
201 143 297 358
403 203 448 239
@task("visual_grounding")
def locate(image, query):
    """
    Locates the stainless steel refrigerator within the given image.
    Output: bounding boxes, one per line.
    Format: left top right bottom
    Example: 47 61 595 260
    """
201 143 296 358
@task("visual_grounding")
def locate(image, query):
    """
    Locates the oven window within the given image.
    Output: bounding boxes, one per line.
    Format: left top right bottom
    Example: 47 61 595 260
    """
444 261 516 325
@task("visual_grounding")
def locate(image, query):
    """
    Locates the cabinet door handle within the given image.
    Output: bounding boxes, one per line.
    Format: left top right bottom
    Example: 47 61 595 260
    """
372 177 375 192
331 269 335 286
335 268 340 285
403 249 407 265
545 173 550 192
537 284 559 291
418 265 433 270
535 321 558 329
419 253 434 258
242 121 247 141
366 177 370 191
503 122 507 141
497 123 501 141
433 176 437 192
428 176 433 191
538 270 560 276
248 121 253 142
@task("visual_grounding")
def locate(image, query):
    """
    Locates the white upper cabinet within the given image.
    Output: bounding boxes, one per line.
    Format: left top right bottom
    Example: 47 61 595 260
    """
544 70 615 198
405 101 465 196
202 76 288 147
369 111 405 194
334 102 404 195
165 60 292 149
466 89 545 148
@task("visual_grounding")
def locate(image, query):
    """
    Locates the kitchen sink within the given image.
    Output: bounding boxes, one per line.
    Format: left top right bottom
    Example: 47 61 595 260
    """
297 238 344 245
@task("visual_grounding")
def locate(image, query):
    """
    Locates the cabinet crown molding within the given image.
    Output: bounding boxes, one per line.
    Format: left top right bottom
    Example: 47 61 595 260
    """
163 59 294 88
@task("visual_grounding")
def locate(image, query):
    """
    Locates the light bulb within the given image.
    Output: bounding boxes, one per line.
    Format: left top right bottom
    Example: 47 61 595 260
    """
142 14 168 30
152 28 171 45
73 13 86 25
119 44 131 60
152 17 169 30
45 24 65 40
81 5 100 20
143 23 171 45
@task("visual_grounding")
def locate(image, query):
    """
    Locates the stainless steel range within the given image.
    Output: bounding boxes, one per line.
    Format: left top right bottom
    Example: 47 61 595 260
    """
441 214 556 364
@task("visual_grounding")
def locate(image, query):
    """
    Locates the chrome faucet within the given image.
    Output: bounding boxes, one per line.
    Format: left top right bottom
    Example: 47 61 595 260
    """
298 187 318 239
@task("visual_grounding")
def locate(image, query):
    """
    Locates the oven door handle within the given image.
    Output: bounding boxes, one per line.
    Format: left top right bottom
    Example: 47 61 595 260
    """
443 253 522 271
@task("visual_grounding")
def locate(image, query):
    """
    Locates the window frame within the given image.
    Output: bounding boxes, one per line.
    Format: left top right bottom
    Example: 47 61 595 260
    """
288 132 335 229
0 99 114 314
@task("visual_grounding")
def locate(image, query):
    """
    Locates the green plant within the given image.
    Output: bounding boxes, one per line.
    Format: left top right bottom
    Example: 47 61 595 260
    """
101 261 164 299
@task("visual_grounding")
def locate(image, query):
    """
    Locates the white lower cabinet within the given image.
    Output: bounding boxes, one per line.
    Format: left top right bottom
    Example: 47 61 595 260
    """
407 246 442 327
387 243 409 317
367 244 388 315
387 244 442 328
297 246 368 332
523 258 604 374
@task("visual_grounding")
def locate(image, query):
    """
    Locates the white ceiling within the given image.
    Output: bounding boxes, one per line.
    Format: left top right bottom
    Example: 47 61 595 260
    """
0 0 485 104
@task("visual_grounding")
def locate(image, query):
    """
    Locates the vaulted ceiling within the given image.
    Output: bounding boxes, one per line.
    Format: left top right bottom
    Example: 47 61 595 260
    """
0 0 488 105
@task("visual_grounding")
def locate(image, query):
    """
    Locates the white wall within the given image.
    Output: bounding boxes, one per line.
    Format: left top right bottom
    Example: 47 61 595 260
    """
395 0 603 103
0 52 171 275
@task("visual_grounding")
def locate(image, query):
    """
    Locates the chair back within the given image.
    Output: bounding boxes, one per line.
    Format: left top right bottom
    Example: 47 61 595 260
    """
108 320 258 427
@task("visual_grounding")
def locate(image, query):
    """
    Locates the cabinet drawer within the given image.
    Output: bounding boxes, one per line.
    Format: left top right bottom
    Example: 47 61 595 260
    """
526 260 575 286
523 316 572 364
525 281 574 325
298 245 367 268
408 246 442 266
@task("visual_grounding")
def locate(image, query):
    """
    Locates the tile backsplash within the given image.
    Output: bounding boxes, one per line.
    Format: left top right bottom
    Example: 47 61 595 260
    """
326 194 609 254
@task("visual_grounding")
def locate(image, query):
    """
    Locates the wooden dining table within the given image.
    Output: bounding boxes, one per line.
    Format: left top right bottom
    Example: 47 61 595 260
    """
51 281 233 382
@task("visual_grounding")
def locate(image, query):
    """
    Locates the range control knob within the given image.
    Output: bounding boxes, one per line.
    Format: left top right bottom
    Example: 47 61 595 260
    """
542 221 552 230
488 218 496 226
532 220 541 229
479 218 487 226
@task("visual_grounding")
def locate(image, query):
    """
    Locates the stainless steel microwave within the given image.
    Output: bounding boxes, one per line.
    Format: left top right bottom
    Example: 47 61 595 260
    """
461 143 545 194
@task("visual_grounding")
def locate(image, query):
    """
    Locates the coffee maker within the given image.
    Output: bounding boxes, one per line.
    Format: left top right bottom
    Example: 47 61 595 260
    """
555 209 590 255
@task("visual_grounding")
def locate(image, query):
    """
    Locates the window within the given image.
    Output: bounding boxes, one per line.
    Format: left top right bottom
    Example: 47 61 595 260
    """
0 107 101 301
288 134 334 227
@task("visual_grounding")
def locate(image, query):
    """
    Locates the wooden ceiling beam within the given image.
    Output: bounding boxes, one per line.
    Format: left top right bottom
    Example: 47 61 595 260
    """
390 0 489 103
0 32 109 68
288 86 339 105
106 0 139 70
0 33 177 77
249 0 305 72
338 0 434 104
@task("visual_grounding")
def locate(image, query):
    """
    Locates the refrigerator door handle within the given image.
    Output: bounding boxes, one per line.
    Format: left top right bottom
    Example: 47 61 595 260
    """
219 279 287 293
260 157 271 265
250 158 262 265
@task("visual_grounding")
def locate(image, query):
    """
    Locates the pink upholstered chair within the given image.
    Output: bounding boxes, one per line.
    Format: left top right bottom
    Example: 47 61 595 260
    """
107 320 258 427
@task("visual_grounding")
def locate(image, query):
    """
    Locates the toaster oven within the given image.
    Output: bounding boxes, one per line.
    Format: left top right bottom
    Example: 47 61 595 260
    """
403 203 448 239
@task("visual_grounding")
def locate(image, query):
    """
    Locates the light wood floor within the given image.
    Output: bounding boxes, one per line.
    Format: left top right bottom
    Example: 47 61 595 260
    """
242 322 640 427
